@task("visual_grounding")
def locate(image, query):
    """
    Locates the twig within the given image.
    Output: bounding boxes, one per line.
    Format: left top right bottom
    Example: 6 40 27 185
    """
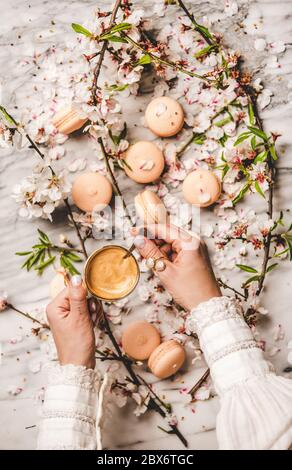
120 32 212 83
244 86 275 296
189 368 210 398
176 99 237 157
98 137 134 225
217 278 247 300
7 303 49 330
51 245 83 254
64 198 88 258
176 1 277 299
101 310 187 447
176 0 215 46
0 107 89 259
91 0 122 105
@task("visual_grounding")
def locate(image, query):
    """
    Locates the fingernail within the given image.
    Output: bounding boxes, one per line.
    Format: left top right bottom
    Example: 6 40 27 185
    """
134 235 146 248
71 275 82 286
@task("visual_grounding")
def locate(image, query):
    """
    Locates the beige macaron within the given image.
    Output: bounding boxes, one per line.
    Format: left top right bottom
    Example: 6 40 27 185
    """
122 321 161 360
135 190 169 225
52 106 88 134
123 141 165 184
72 171 113 212
148 340 186 379
182 169 221 207
145 97 184 137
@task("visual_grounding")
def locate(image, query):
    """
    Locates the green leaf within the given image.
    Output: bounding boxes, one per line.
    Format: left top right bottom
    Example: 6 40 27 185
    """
192 133 206 145
109 122 127 146
274 248 289 258
242 275 260 287
248 103 255 125
0 105 18 126
254 150 268 164
60 255 80 275
37 229 50 244
195 23 213 41
15 251 32 256
99 33 127 43
109 22 132 34
135 54 152 66
222 164 230 179
63 252 82 262
236 264 258 273
269 144 277 160
219 133 228 147
254 181 266 199
107 83 129 92
71 23 93 37
35 256 56 273
267 263 278 273
214 116 232 127
233 132 251 146
247 126 268 141
283 236 292 261
120 158 132 171
26 250 44 271
194 44 216 58
251 135 257 150
232 182 251 205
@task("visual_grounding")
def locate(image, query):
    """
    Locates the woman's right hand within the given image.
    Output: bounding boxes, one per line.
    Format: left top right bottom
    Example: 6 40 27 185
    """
132 224 221 312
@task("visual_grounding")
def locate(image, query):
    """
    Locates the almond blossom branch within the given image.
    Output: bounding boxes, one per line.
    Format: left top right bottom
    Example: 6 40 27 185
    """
7 303 49 330
217 278 247 300
176 0 216 46
98 137 134 225
91 0 122 105
176 1 277 297
0 106 89 259
120 32 213 83
188 368 210 399
101 311 188 447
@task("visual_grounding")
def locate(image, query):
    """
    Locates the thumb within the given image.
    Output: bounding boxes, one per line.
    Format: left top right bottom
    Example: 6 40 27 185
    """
69 275 88 316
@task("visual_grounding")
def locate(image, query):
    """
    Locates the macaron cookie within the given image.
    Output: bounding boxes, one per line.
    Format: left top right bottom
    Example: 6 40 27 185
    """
52 106 88 134
145 97 184 137
182 169 221 207
122 321 161 360
72 171 113 212
135 190 169 225
148 340 186 379
123 141 165 184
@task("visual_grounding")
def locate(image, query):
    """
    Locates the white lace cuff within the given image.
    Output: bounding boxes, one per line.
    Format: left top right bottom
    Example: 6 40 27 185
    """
186 296 292 449
37 363 100 450
186 296 270 393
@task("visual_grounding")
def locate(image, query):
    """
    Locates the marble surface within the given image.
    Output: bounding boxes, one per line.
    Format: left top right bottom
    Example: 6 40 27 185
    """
0 0 292 450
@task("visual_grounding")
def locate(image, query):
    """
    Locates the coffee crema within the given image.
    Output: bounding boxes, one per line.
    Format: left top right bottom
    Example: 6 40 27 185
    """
84 245 139 301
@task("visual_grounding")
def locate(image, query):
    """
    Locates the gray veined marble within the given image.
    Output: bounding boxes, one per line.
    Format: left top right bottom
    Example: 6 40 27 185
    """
0 0 292 450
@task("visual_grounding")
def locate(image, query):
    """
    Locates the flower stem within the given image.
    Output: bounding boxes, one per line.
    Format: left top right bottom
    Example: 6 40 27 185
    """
217 278 247 300
98 137 134 225
63 198 88 258
7 303 49 329
176 0 216 46
189 368 210 399
91 0 122 105
120 32 212 83
101 309 188 447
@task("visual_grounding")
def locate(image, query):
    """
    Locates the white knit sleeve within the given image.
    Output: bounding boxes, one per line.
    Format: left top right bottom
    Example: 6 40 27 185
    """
37 364 100 450
186 296 292 450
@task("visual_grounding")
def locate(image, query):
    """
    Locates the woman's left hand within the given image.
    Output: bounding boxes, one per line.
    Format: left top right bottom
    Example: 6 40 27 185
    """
46 275 96 369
